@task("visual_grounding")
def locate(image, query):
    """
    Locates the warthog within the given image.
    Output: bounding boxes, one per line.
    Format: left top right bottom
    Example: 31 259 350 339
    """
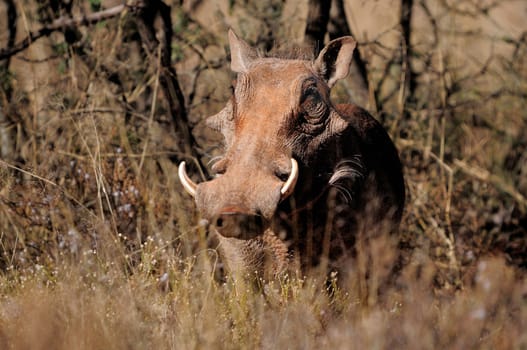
179 30 405 280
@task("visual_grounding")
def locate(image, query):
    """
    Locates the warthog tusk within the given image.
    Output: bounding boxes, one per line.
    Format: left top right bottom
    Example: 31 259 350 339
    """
280 158 298 199
178 161 197 197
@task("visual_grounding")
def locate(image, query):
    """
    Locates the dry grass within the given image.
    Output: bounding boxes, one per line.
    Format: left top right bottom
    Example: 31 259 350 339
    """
0 233 525 349
1 1 526 349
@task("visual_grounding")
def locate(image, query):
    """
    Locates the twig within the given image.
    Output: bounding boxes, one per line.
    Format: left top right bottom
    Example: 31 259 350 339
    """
429 152 454 237
139 45 161 173
56 150 179 159
70 108 150 122
427 151 458 285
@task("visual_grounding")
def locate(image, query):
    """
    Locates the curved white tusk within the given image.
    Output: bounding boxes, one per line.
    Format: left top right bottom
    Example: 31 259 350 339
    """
178 161 197 197
280 158 299 199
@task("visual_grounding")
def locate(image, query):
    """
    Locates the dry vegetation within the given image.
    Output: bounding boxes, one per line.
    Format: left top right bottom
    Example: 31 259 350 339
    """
0 0 526 348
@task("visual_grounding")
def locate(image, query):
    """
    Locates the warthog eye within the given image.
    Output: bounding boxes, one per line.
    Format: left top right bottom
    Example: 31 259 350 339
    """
301 86 327 122
297 85 328 136
211 158 228 176
274 169 290 182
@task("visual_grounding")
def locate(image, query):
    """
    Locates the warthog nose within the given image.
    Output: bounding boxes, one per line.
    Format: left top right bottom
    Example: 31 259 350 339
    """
214 212 265 239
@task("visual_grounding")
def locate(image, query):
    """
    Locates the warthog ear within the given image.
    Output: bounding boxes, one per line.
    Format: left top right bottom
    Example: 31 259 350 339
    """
228 29 258 73
314 37 356 88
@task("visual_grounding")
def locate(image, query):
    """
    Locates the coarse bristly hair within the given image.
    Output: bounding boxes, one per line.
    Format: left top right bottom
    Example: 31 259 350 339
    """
328 156 365 203
250 40 315 61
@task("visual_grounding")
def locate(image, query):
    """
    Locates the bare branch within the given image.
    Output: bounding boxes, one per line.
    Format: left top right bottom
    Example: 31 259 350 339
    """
328 0 369 107
0 0 16 160
400 0 416 101
304 0 331 55
135 0 207 175
0 4 127 61
1 0 17 67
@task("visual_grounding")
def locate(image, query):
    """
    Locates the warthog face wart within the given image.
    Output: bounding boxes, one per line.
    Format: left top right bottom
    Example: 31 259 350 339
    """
179 30 405 279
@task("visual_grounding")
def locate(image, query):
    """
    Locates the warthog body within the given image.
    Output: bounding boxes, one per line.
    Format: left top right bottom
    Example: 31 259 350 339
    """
179 30 405 279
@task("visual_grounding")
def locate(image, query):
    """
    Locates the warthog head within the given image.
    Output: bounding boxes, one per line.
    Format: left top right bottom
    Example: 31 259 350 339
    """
179 30 405 278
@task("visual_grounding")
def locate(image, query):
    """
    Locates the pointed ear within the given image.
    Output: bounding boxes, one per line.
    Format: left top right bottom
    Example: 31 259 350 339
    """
314 37 356 88
228 29 258 73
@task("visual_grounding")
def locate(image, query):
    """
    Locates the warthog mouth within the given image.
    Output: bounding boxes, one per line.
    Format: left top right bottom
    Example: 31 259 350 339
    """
178 158 298 239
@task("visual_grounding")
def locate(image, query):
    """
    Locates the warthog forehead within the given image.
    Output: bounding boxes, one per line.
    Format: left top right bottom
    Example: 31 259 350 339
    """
236 60 314 95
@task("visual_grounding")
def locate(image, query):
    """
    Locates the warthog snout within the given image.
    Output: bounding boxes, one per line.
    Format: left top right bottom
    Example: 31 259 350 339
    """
214 210 265 239
179 158 298 238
